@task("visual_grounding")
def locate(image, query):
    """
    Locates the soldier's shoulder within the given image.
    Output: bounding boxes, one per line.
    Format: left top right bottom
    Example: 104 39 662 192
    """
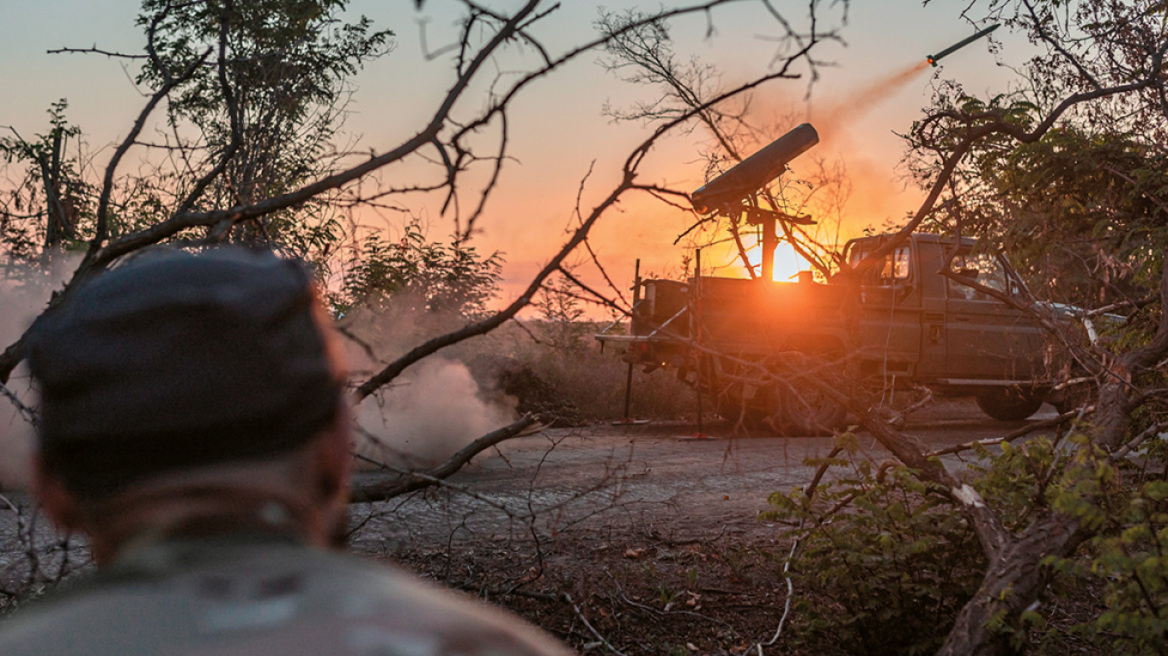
306 550 572 654
0 544 571 656
0 576 121 656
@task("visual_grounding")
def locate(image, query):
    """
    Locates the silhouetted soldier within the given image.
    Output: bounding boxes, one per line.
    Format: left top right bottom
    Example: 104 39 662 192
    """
0 248 570 656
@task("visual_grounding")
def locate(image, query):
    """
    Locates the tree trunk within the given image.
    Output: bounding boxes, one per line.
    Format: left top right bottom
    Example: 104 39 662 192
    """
938 511 1087 655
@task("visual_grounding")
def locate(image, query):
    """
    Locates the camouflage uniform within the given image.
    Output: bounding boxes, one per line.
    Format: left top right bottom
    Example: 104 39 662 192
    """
0 532 570 656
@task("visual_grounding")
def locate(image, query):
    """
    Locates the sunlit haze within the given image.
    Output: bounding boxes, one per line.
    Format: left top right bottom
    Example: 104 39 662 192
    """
0 1 1028 313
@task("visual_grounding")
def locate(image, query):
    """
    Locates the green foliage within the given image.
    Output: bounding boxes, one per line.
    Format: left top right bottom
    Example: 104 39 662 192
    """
763 434 986 654
965 126 1168 308
909 85 1168 311
135 0 392 257
966 437 1063 534
906 1 1168 311
2 1 394 272
138 0 391 131
1040 438 1168 653
803 3 1168 651
1084 479 1168 650
0 100 92 261
766 426 1168 653
333 219 502 321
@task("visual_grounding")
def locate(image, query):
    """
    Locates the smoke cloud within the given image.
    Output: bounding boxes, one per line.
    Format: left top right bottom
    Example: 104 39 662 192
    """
0 255 81 490
339 300 518 471
811 61 932 231
351 356 516 469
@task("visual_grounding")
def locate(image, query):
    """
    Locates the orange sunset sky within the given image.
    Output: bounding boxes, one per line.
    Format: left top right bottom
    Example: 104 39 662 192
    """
0 1 1029 311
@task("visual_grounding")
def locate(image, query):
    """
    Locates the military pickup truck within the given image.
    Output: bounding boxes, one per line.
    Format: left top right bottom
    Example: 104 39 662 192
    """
602 232 1076 434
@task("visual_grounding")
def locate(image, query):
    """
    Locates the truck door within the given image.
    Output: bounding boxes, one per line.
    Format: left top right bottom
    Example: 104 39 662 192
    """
853 243 922 379
945 251 1044 381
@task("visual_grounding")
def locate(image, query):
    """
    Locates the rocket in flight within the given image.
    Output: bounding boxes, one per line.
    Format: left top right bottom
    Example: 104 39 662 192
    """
927 23 1001 66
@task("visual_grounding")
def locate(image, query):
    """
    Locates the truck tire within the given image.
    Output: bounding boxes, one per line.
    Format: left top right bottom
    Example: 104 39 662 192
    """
776 384 847 436
976 388 1044 422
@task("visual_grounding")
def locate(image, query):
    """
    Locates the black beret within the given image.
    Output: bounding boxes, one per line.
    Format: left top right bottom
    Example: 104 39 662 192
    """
27 247 343 497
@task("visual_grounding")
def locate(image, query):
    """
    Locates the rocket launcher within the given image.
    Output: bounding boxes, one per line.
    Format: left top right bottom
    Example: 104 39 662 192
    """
690 123 819 214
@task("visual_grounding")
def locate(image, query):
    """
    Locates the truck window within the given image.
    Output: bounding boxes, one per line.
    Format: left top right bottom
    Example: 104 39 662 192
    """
947 251 1008 300
850 245 911 287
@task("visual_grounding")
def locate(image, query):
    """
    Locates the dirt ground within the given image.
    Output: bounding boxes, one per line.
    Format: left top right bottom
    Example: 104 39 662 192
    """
347 398 1066 655
0 398 1069 652
0 396 1074 652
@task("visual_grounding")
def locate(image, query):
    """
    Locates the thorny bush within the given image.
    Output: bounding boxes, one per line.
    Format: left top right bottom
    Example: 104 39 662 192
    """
765 428 1168 653
1042 437 1168 653
971 432 1168 652
763 432 986 655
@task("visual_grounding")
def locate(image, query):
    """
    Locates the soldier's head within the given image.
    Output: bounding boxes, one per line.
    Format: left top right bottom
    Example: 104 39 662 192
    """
26 247 352 562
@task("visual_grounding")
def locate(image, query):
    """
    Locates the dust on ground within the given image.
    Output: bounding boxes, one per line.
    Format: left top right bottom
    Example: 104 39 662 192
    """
347 398 1075 655
0 398 1083 653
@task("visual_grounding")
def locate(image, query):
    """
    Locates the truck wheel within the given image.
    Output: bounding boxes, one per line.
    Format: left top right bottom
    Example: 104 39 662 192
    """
976 388 1044 422
776 384 846 436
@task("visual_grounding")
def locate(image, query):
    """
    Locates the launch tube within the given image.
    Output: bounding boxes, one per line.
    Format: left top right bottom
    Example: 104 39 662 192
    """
690 123 819 214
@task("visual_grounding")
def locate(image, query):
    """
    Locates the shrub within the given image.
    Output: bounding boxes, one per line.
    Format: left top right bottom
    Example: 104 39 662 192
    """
1040 437 1168 653
763 433 986 654
765 426 1168 654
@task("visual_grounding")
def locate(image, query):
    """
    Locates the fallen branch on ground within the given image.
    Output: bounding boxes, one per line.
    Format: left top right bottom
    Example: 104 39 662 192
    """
349 414 540 503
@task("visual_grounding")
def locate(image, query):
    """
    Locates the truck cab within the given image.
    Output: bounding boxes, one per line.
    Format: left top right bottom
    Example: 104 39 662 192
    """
845 233 1048 393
